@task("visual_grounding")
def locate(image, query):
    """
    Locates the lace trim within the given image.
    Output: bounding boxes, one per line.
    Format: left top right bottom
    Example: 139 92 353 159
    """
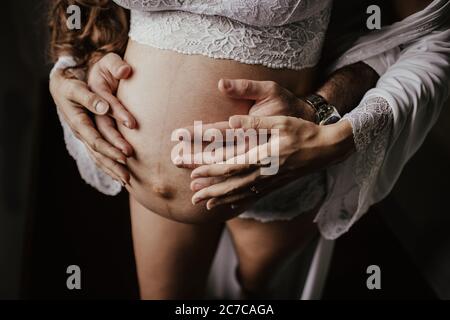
316 97 394 239
129 8 331 71
343 97 393 186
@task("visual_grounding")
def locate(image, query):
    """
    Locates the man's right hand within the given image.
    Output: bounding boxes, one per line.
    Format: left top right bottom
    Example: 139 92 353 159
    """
49 53 135 185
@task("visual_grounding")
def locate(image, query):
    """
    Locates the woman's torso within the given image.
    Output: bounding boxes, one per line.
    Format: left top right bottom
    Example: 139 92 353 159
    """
114 0 331 223
118 41 316 223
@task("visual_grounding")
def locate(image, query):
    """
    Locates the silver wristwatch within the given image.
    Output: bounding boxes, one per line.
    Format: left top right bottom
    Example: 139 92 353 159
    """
302 94 341 125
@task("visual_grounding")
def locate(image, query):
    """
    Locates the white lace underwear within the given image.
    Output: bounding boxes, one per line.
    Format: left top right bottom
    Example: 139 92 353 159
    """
112 0 332 70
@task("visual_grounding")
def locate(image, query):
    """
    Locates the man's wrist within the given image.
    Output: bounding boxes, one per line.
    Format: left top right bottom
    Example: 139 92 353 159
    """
299 93 342 125
292 98 317 122
315 62 380 115
315 89 332 109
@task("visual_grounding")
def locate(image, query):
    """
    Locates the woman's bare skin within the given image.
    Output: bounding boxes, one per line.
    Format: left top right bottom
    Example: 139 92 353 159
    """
118 40 317 223
117 40 320 298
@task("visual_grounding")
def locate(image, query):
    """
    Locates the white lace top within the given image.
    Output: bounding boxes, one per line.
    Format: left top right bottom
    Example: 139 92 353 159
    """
112 0 333 70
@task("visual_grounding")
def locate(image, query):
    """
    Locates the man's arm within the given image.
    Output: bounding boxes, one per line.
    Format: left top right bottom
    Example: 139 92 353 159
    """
315 62 380 115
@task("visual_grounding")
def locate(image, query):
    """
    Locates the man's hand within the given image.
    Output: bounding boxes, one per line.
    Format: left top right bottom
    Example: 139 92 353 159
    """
49 53 135 185
175 78 318 170
217 79 317 121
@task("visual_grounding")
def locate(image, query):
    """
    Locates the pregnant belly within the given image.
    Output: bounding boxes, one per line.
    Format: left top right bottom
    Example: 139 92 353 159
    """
117 40 317 224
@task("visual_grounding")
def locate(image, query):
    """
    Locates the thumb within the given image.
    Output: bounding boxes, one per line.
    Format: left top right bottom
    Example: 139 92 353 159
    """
218 79 275 101
67 81 110 115
100 53 132 80
229 115 281 130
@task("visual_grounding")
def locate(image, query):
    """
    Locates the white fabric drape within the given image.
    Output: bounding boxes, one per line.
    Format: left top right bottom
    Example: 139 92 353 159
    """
316 0 450 239
331 0 450 73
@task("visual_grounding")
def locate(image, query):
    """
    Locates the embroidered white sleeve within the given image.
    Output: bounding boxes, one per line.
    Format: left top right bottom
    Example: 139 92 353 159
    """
343 97 393 154
343 96 393 190
316 27 450 240
315 97 394 239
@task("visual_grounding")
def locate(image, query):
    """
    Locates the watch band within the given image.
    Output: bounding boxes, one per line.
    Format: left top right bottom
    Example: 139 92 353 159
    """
302 93 342 125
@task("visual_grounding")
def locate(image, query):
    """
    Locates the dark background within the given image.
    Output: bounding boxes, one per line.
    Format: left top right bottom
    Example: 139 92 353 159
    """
0 1 449 300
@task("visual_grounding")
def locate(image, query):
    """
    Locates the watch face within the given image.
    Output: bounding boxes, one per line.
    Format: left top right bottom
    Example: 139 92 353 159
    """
322 115 341 125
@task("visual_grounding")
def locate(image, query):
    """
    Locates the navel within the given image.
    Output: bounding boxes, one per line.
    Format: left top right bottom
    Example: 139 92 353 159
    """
152 183 174 200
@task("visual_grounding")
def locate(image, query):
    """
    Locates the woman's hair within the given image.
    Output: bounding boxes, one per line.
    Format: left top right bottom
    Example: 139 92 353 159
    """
48 0 129 71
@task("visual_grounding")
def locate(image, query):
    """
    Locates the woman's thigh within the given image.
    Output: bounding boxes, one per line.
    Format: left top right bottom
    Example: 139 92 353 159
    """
130 195 224 299
226 208 319 294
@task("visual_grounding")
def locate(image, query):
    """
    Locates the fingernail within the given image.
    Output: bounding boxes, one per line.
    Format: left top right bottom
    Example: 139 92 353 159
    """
192 196 202 205
191 183 204 192
221 79 232 90
206 200 215 210
123 121 131 129
95 101 109 114
229 116 242 128
117 65 130 76
123 145 134 157
117 158 126 165
191 170 201 179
